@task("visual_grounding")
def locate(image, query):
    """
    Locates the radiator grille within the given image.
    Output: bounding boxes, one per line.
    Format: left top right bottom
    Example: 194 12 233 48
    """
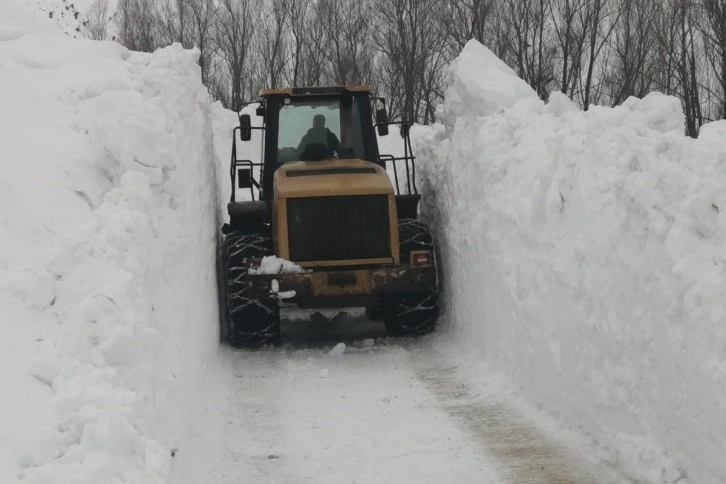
286 195 391 262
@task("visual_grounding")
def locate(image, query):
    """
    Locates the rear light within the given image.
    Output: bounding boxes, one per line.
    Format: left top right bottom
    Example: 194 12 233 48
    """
411 251 432 267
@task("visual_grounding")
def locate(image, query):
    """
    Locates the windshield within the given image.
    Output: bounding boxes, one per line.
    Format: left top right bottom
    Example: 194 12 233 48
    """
276 97 366 164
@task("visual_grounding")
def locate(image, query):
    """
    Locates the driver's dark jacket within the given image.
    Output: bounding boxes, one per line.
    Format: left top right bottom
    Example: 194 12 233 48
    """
297 127 340 157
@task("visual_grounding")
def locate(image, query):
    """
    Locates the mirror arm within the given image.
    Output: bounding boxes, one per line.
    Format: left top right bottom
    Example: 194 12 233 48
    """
230 127 239 203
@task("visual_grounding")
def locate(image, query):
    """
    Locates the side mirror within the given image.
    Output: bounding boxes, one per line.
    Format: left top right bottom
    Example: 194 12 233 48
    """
239 114 251 141
400 122 409 139
237 167 253 188
376 108 389 136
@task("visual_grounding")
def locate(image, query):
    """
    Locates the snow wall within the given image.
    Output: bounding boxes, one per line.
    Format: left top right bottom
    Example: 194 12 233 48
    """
414 39 726 484
0 4 220 482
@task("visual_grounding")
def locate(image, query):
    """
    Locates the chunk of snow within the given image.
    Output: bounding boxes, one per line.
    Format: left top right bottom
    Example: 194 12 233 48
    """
544 92 579 117
276 290 296 300
249 256 307 275
268 280 296 300
439 39 541 129
328 343 346 357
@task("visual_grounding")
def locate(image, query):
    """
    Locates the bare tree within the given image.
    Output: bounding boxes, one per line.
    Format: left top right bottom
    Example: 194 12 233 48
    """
317 0 374 85
214 0 256 108
85 0 109 40
440 0 495 56
654 0 704 136
606 0 660 105
189 0 216 86
700 0 726 120
115 0 158 53
296 6 328 86
156 0 193 48
552 0 590 97
283 0 312 86
498 0 556 99
256 0 289 89
372 0 447 123
581 0 620 108
106 0 726 135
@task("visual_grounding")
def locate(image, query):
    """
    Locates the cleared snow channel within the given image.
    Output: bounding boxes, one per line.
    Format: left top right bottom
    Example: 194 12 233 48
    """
3 3 725 484
168 323 631 484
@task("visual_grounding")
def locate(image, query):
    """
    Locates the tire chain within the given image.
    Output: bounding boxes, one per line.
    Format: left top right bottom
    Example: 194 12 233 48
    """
383 219 439 337
399 218 434 252
223 231 279 347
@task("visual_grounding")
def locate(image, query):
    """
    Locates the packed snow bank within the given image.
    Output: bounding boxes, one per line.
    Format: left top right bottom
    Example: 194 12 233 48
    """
438 40 541 128
416 39 726 483
0 5 219 482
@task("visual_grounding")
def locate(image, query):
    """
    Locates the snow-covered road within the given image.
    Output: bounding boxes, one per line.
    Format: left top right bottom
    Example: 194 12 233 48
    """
169 319 631 484
4 4 725 482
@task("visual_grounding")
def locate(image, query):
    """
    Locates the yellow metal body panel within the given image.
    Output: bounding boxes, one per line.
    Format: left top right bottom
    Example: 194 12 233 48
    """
274 159 393 198
273 197 290 260
273 158 400 267
247 266 436 299
298 257 393 269
310 270 372 296
259 84 373 96
387 193 400 265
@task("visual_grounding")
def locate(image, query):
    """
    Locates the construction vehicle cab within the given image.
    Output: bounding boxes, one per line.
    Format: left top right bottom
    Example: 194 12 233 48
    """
221 85 439 348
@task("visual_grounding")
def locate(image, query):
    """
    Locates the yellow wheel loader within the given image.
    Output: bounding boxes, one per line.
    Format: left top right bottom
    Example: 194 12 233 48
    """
220 85 439 347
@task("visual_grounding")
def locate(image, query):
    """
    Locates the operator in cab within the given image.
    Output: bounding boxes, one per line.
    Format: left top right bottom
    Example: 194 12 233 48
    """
297 114 340 160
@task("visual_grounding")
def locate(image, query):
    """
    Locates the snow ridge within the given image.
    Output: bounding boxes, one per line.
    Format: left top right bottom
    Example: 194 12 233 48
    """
416 39 726 484
0 13 219 480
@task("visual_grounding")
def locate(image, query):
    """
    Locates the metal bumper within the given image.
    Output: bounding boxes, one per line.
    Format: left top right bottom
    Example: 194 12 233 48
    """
247 266 436 306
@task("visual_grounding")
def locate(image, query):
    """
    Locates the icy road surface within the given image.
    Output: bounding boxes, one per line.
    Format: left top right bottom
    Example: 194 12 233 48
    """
169 318 632 484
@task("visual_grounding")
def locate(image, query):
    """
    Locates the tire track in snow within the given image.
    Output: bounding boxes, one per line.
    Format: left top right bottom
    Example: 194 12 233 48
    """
169 349 290 484
173 329 502 484
174 319 633 484
409 348 636 484
225 350 290 476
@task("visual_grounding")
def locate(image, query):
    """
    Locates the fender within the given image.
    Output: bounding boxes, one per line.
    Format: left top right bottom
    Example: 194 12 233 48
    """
225 201 271 233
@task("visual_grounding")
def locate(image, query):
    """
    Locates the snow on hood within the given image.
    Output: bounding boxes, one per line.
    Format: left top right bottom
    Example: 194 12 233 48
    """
438 39 542 129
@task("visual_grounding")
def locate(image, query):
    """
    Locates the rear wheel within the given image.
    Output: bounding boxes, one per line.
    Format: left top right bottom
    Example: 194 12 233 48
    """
382 219 439 337
382 291 438 336
365 305 383 321
223 230 280 348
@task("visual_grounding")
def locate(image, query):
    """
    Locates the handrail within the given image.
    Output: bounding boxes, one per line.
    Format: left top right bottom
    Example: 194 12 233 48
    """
376 120 418 196
230 126 265 202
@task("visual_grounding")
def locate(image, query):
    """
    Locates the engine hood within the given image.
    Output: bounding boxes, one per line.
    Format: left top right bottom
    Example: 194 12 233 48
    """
273 159 393 198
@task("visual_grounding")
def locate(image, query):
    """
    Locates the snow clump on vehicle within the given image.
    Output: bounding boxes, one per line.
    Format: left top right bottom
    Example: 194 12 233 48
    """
248 256 308 275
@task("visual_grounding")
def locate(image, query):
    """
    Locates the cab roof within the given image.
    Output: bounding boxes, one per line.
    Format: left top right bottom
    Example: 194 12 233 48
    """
259 85 373 97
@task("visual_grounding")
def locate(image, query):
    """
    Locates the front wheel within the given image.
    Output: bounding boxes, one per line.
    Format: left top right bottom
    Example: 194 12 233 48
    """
223 230 280 348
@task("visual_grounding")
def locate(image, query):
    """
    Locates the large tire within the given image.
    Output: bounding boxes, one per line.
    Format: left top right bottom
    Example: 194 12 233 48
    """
382 219 439 337
223 230 280 348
